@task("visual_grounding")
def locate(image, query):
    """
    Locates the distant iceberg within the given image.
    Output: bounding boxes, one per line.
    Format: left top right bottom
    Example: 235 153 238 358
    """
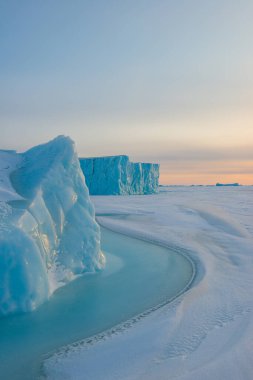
79 155 159 195
216 183 240 187
0 136 104 316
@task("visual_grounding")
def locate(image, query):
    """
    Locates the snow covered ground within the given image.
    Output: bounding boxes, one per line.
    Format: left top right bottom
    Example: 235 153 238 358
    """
44 186 253 380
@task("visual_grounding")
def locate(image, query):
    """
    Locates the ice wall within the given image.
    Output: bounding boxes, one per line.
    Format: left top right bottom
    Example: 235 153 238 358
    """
0 136 104 316
79 155 159 195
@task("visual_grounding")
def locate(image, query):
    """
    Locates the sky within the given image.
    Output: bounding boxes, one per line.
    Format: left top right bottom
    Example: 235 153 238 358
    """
1 0 253 184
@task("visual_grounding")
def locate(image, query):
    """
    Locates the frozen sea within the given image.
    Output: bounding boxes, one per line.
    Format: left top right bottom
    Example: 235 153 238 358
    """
0 226 193 380
0 140 194 380
44 185 253 380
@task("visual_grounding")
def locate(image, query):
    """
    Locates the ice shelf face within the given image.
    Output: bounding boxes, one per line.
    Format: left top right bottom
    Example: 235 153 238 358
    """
79 155 159 195
0 136 104 316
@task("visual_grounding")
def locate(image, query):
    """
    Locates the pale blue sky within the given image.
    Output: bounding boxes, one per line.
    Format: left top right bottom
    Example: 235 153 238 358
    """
1 1 253 183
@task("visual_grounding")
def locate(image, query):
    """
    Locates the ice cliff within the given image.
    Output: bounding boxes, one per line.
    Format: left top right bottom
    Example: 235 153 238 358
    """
79 155 159 195
0 136 104 316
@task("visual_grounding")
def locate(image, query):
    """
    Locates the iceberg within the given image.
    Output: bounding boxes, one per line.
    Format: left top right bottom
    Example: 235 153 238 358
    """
216 182 240 186
79 155 159 195
0 136 104 317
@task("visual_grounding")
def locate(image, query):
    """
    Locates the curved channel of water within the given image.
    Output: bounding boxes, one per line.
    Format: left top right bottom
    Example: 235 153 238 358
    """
0 226 194 380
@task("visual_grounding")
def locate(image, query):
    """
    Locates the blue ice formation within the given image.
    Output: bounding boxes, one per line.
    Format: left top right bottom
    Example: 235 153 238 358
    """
0 136 104 316
79 155 160 195
216 183 240 187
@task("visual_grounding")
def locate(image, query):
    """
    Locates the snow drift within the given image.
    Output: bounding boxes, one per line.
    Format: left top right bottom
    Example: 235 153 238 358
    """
44 186 253 380
0 136 104 316
79 155 159 195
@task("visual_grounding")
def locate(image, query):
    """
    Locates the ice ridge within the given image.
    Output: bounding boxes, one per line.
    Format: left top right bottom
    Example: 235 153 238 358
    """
79 155 159 195
0 136 104 316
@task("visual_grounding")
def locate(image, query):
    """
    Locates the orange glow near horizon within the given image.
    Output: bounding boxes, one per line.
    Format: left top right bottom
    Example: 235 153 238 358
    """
159 161 253 185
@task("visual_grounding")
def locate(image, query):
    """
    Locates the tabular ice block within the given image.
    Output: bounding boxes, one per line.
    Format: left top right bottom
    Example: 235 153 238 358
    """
0 136 104 317
79 155 159 195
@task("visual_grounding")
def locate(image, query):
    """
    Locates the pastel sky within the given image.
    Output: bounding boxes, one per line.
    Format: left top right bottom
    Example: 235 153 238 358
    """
1 1 253 184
